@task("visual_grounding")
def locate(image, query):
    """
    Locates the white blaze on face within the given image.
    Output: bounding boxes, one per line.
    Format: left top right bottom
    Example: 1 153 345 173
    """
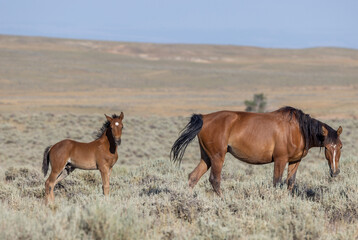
115 122 119 126
332 144 337 172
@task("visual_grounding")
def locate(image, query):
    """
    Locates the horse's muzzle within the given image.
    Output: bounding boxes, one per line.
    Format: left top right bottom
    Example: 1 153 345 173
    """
330 168 340 177
115 138 122 146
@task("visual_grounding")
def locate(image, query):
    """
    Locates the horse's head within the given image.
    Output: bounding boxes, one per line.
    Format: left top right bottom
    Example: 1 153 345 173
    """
322 125 343 177
105 112 124 143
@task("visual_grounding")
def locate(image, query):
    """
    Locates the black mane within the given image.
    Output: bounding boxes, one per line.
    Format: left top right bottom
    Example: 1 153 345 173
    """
277 106 338 150
94 114 121 139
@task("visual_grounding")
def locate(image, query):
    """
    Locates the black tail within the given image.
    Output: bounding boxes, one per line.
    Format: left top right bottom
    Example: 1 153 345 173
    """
42 145 52 177
170 114 203 164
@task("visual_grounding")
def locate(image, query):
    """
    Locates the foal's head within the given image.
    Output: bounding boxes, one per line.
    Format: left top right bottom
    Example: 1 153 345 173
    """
105 112 124 143
322 125 343 177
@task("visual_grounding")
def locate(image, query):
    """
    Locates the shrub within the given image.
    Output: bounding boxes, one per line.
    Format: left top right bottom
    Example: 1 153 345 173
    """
244 93 267 112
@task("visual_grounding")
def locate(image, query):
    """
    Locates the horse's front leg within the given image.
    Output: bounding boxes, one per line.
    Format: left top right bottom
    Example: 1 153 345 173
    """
286 160 301 190
109 168 112 178
99 166 110 196
273 157 287 187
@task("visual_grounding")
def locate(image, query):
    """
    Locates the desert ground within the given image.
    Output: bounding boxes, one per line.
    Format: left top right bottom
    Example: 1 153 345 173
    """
0 35 357 239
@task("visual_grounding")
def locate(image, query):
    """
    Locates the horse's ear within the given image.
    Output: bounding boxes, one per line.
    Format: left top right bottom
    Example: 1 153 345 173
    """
105 114 113 122
119 112 124 120
337 126 342 136
322 126 328 137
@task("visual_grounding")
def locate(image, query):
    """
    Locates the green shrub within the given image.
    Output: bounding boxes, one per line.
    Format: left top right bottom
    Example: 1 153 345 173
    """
244 93 267 112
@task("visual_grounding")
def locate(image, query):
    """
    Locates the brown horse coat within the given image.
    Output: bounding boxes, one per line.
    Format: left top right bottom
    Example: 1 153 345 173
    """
42 113 124 203
171 107 342 196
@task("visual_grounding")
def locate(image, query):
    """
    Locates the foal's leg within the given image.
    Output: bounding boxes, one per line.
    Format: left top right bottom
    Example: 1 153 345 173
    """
99 167 110 196
188 144 211 188
45 158 69 204
109 168 112 178
273 157 288 187
55 165 75 185
45 171 59 204
286 160 301 190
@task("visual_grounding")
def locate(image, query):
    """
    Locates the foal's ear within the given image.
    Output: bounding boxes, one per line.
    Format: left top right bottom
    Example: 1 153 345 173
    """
337 126 343 136
322 126 329 137
119 112 124 120
105 114 113 122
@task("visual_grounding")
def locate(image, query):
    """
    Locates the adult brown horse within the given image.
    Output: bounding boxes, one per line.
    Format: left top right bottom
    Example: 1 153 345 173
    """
171 107 343 196
42 113 124 203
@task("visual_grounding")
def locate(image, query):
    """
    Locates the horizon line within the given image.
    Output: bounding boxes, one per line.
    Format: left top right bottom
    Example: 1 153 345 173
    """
1 33 357 51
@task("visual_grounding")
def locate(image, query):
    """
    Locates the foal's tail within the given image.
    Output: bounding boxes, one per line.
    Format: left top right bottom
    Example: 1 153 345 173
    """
170 114 203 164
42 145 52 177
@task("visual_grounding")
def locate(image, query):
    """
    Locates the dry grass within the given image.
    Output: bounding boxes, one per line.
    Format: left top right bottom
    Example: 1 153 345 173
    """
1 157 358 239
0 113 357 239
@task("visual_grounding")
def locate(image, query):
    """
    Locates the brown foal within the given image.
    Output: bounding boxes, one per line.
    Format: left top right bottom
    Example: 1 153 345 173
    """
171 107 343 196
42 113 124 203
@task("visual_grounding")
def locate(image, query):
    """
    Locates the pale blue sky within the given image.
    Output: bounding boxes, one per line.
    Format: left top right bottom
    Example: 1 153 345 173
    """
0 0 357 48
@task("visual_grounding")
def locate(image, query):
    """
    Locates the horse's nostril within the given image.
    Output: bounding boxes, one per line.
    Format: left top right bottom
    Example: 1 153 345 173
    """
330 169 340 177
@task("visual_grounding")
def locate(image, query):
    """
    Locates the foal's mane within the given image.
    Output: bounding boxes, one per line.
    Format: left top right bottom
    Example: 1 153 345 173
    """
277 106 338 151
94 114 121 139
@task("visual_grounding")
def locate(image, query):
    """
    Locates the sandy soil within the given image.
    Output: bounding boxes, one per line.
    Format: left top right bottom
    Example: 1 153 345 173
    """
0 85 357 119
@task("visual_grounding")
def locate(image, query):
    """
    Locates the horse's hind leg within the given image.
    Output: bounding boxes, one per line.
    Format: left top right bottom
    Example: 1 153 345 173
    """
209 154 225 197
188 143 211 189
200 137 227 197
44 157 69 204
55 164 75 185
205 145 227 197
46 166 72 204
45 171 59 204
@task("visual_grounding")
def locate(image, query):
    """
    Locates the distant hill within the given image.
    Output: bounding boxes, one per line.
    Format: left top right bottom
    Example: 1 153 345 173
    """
1 34 357 92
